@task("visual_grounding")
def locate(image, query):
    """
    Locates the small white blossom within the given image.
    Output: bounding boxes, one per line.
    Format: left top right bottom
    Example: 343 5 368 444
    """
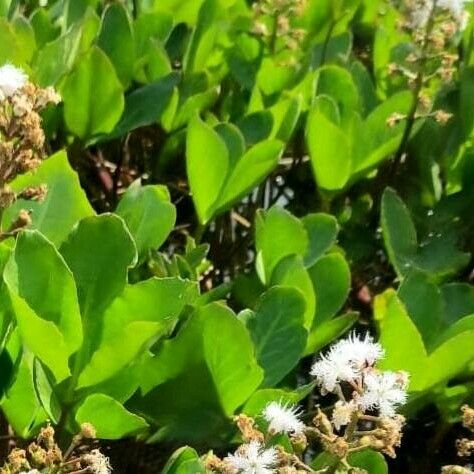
262 401 304 436
333 332 384 369
358 371 409 417
0 64 28 100
332 400 357 431
310 346 359 393
82 449 112 474
225 441 277 474
310 332 383 393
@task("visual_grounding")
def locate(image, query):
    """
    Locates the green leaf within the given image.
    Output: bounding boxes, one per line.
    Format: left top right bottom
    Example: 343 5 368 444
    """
135 304 263 442
246 287 307 387
116 181 176 260
308 253 350 324
162 447 206 474
4 231 82 355
255 207 308 284
186 115 229 224
75 393 148 439
398 273 444 350
307 102 351 190
2 150 94 246
269 95 302 142
97 3 135 87
60 214 137 318
106 74 179 140
1 351 45 437
184 0 220 74
375 290 427 388
34 359 61 424
305 312 358 355
77 277 198 388
316 65 360 118
5 291 70 382
441 283 474 325
60 215 137 371
302 213 339 267
216 140 284 212
33 10 99 86
381 188 418 276
0 18 25 64
348 450 388 473
61 46 124 139
381 188 470 281
271 256 315 330
423 331 474 390
352 91 412 173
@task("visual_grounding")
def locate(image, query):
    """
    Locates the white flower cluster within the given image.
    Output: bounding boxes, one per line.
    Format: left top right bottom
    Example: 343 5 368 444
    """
411 0 472 30
311 332 408 427
0 64 27 101
225 440 278 474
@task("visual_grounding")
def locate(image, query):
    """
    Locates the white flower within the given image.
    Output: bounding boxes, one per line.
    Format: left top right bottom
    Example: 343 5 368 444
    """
332 400 357 431
358 371 409 417
310 332 383 393
0 64 27 100
225 441 277 474
310 346 359 393
333 332 384 369
82 449 112 474
262 401 304 436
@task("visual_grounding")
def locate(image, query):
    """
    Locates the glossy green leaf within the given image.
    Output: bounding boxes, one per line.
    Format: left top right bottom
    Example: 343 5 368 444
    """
271 256 315 330
107 74 179 140
255 207 308 284
75 393 148 439
1 351 45 438
116 181 176 260
246 287 307 387
60 215 137 372
186 115 229 224
307 104 351 190
308 253 350 324
4 231 82 355
302 213 339 267
61 46 124 139
97 3 135 87
162 447 206 474
77 277 198 388
348 450 388 473
2 151 94 246
135 304 263 442
216 140 284 212
375 290 427 381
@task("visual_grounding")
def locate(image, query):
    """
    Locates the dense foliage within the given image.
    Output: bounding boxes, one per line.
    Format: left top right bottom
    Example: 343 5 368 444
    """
0 0 473 472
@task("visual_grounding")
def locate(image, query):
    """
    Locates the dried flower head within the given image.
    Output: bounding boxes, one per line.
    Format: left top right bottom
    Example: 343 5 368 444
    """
82 449 112 474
